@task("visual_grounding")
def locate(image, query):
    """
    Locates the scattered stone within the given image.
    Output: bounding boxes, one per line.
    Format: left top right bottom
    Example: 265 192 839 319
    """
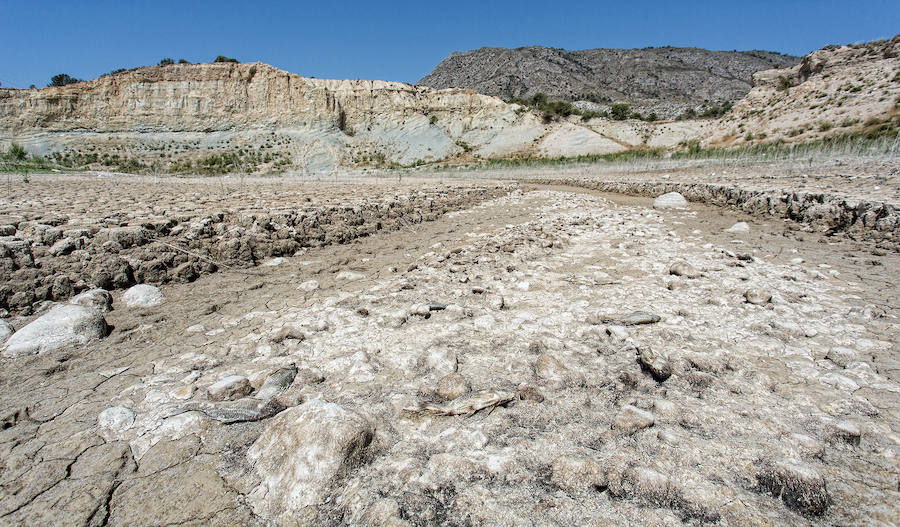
828 420 861 445
533 352 563 376
0 319 12 343
436 373 471 401
517 384 544 402
246 400 374 523
97 406 135 432
48 237 78 256
255 366 298 400
755 461 830 516
428 302 448 311
653 192 688 210
272 325 306 343
471 286 486 294
726 222 750 234
669 261 701 278
411 303 431 317
171 385 195 400
298 279 320 292
744 289 772 305
207 375 252 402
551 455 606 493
637 346 672 382
826 346 857 368
613 405 655 434
614 312 661 326
1 304 109 357
121 284 164 307
69 288 113 312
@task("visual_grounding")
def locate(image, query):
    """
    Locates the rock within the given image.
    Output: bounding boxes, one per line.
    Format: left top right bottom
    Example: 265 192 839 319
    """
97 406 135 431
0 319 12 342
618 311 661 326
535 353 570 382
669 261 701 278
246 400 374 522
637 346 672 382
826 346 857 368
121 284 164 307
1 304 109 357
207 375 252 401
726 222 750 233
256 366 298 400
613 405 655 434
48 237 77 256
653 192 688 210
828 420 861 445
755 461 830 516
551 455 606 493
298 279 320 292
744 288 772 305
436 373 470 400
171 385 195 400
518 384 545 402
69 288 113 312
272 325 306 343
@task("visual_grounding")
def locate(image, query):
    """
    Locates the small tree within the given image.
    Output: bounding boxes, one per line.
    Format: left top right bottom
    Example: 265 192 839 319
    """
178 58 190 64
159 58 175 66
610 103 630 120
48 74 81 87
213 55 239 63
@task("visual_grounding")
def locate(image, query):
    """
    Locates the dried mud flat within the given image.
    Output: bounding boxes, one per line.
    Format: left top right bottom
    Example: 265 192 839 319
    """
0 171 898 526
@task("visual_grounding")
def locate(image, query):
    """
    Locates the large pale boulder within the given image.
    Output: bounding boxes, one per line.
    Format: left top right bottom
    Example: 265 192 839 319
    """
246 400 374 523
653 192 688 210
0 319 12 343
1 304 109 357
121 284 164 307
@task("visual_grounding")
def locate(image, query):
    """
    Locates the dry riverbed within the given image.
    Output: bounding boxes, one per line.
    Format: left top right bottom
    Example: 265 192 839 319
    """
0 173 897 526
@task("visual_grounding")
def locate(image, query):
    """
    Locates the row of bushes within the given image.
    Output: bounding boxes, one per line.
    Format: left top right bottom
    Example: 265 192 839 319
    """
47 56 241 88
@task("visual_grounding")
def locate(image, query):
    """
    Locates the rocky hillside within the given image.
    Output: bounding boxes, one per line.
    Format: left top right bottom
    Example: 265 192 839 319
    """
418 46 799 118
707 35 900 146
0 62 706 173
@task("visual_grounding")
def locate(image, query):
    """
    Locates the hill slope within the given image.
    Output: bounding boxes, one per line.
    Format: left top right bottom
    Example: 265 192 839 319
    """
418 46 799 118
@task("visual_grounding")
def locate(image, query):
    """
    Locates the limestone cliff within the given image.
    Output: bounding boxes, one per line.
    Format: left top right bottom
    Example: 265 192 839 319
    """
0 62 702 173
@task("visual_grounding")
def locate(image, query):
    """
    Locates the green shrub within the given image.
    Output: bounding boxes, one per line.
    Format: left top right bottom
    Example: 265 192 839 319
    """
778 76 792 92
429 114 438 125
610 104 630 120
213 55 239 63
48 73 81 87
159 58 175 66
178 58 190 64
5 143 27 161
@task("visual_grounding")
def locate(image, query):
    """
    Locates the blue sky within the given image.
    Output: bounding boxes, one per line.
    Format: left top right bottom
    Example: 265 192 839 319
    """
1 0 897 88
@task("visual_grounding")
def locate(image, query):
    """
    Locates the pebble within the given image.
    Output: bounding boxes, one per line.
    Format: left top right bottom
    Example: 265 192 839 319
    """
825 346 857 368
436 373 470 401
207 375 252 402
669 261 701 278
0 320 12 342
613 405 655 434
517 384 544 402
726 222 750 234
744 289 772 305
97 406 135 431
637 347 672 382
298 280 320 292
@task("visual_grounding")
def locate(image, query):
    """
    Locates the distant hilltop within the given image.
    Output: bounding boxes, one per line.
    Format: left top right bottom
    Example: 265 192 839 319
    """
418 46 799 119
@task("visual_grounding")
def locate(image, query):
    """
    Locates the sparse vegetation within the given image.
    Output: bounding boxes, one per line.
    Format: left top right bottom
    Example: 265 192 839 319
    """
159 58 175 66
48 73 81 87
213 55 239 63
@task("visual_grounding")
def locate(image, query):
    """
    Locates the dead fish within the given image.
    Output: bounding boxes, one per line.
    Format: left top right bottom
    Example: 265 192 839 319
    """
419 390 516 417
174 397 286 424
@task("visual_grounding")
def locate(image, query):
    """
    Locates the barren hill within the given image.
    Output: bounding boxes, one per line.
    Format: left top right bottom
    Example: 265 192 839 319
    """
418 46 799 118
708 35 900 146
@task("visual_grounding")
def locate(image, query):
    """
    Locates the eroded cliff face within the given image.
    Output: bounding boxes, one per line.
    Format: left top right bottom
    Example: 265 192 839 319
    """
0 62 553 171
0 62 712 173
707 36 900 146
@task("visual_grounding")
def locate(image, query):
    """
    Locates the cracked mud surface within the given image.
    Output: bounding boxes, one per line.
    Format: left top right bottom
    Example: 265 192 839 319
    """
0 176 898 526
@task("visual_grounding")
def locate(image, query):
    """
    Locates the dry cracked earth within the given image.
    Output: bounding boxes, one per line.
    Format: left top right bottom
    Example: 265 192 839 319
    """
0 174 898 526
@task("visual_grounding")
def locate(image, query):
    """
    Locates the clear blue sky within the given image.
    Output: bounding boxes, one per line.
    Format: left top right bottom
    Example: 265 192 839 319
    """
1 0 897 88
